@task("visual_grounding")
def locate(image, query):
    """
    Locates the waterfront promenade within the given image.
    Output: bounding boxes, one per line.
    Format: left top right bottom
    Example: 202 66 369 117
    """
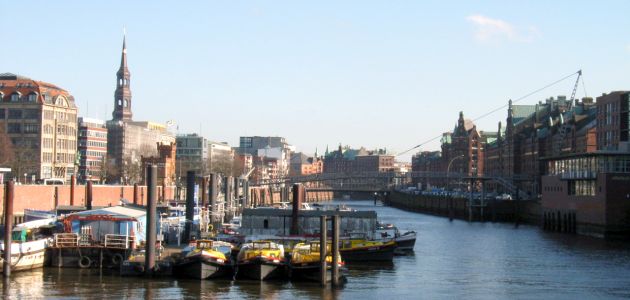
2 200 629 299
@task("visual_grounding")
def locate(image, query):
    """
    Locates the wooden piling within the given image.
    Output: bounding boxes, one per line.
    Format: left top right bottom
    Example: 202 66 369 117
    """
184 171 195 243
70 175 76 206
319 215 327 287
133 183 139 205
86 181 93 211
145 165 157 276
3 181 14 277
331 215 340 287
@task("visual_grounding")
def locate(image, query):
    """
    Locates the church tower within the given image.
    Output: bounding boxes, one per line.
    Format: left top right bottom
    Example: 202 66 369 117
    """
113 33 132 121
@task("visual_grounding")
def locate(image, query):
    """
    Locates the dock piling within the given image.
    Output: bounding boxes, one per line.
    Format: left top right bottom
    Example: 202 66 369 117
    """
319 215 327 287
145 164 157 276
331 215 340 287
184 171 195 243
3 180 14 277
86 181 93 211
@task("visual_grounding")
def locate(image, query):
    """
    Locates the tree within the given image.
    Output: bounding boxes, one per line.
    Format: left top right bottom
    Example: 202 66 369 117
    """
209 152 234 177
0 125 14 167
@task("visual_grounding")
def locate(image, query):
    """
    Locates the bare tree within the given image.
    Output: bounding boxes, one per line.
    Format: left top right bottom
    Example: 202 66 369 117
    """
0 125 14 167
210 152 234 176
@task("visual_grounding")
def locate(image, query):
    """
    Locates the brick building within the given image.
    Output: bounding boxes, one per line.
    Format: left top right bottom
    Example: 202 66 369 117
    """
290 152 324 176
596 91 630 151
141 142 177 186
0 72 78 181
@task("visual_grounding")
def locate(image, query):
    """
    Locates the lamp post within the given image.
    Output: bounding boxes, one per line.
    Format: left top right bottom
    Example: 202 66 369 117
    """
447 155 465 221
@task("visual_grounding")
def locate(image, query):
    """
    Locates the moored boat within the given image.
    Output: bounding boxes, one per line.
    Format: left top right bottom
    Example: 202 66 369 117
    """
236 241 286 280
289 241 343 282
0 218 56 273
376 222 416 254
339 234 396 262
172 240 234 279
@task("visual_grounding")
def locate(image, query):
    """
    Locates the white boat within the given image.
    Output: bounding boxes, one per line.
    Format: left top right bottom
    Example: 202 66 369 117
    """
0 218 56 272
375 222 416 254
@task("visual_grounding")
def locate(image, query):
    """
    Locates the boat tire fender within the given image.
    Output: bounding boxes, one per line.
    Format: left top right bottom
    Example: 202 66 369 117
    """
78 256 92 269
111 253 124 266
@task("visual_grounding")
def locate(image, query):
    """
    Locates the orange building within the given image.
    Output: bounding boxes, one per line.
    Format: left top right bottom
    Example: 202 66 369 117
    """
141 142 177 186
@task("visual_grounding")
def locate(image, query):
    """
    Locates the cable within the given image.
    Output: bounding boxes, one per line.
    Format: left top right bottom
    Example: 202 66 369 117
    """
397 70 581 157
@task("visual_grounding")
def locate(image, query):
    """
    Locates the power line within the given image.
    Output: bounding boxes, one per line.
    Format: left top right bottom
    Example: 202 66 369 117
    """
397 70 582 157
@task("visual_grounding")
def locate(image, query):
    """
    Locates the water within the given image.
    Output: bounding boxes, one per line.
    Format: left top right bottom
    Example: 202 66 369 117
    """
2 200 630 299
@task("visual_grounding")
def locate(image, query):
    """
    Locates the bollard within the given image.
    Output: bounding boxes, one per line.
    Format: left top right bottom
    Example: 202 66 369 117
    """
184 171 195 243
3 181 15 277
145 165 157 276
86 181 93 211
331 215 340 287
319 215 327 287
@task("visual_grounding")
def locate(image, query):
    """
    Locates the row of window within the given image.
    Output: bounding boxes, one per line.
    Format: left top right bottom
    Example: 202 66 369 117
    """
78 140 106 148
568 180 597 196
0 92 38 103
78 130 107 138
79 150 106 158
41 152 75 164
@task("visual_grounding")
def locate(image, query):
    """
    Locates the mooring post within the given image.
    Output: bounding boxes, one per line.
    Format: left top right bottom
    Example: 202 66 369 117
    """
54 186 59 210
291 184 302 235
86 181 93 211
133 183 139 205
145 165 157 276
320 215 328 287
331 215 340 287
70 175 76 206
3 181 15 277
514 188 521 228
184 171 195 243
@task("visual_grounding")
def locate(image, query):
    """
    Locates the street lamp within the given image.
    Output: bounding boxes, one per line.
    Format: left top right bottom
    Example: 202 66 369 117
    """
446 155 465 221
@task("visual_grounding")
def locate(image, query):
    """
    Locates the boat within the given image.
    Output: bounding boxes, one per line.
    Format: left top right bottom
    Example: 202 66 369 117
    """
289 241 344 282
376 222 416 254
236 240 286 280
339 233 396 262
120 250 173 277
172 240 234 279
0 218 56 273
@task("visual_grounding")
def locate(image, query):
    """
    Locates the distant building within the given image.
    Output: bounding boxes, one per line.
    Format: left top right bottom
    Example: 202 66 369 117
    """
239 136 294 179
208 140 234 175
141 142 177 186
290 152 324 176
77 117 107 183
176 133 208 180
0 72 78 181
596 91 630 151
323 145 394 173
106 35 175 183
541 152 630 238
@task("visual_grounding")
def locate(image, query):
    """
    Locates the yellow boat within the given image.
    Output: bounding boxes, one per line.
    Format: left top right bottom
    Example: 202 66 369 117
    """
289 241 343 282
236 241 286 280
339 236 396 262
172 240 234 279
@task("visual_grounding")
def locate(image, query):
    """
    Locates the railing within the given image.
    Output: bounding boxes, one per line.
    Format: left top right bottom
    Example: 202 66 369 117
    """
54 233 79 247
104 234 133 249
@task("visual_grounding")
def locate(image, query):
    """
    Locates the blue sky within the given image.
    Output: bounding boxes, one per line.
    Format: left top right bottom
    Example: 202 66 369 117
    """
3 1 630 161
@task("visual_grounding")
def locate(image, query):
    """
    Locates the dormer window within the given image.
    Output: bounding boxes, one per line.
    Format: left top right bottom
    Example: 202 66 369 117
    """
10 92 20 102
28 93 38 102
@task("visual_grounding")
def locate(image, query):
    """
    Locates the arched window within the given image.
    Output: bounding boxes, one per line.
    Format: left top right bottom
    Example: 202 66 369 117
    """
118 99 122 107
123 99 128 108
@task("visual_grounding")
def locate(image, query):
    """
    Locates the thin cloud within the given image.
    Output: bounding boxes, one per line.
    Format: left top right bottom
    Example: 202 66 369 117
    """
466 14 539 43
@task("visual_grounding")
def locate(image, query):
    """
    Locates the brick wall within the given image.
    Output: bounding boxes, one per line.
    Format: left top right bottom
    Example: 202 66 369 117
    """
0 184 176 214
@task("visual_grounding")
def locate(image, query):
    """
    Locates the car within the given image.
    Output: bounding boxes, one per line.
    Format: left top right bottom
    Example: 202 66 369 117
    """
496 193 512 200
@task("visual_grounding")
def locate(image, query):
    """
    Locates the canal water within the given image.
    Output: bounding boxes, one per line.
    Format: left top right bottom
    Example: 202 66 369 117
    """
2 200 630 299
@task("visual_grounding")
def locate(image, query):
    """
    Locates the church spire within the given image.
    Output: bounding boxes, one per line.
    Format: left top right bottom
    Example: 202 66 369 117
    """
113 31 133 121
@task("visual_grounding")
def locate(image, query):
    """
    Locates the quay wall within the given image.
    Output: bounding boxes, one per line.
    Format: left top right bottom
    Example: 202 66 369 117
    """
386 191 541 224
0 184 175 215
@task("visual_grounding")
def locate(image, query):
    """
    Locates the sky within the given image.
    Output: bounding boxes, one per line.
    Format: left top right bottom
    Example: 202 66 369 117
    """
3 1 630 161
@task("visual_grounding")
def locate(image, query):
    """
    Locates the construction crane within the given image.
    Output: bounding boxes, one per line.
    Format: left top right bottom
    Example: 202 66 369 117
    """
567 69 582 110
555 70 584 155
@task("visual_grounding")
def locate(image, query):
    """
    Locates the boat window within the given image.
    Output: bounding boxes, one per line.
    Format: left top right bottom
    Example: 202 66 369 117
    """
263 219 269 229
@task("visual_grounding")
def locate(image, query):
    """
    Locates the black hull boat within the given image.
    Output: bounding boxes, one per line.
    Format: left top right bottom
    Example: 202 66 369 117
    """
393 232 416 254
340 242 396 262
173 256 233 280
237 258 286 281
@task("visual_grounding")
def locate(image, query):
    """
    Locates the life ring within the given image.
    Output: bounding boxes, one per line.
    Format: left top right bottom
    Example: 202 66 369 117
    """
111 253 124 266
208 224 213 231
78 256 92 269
